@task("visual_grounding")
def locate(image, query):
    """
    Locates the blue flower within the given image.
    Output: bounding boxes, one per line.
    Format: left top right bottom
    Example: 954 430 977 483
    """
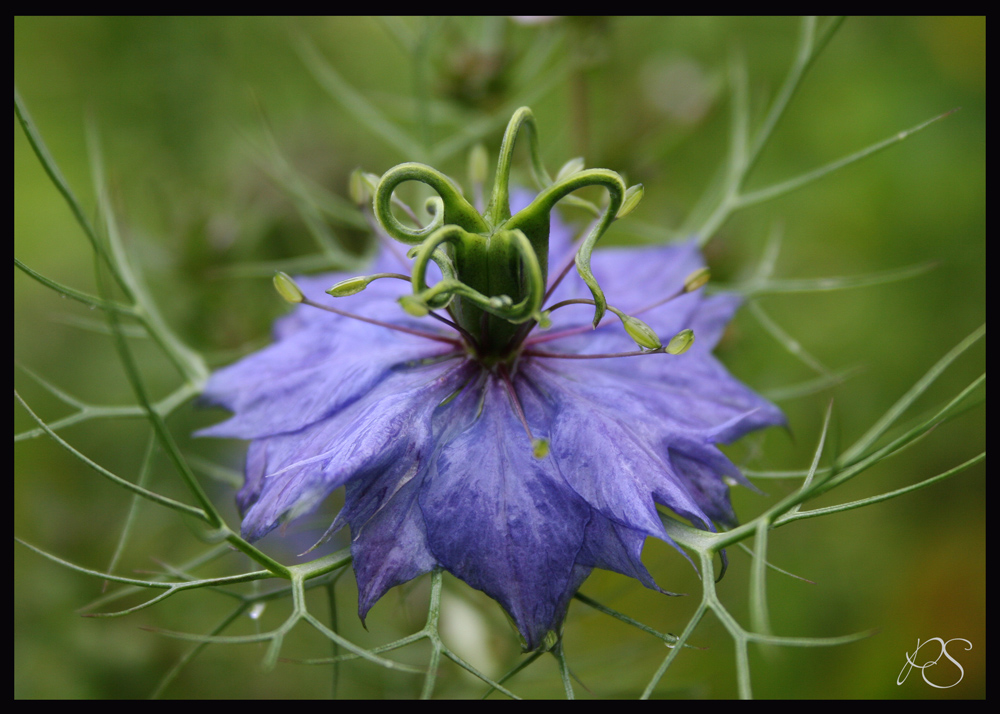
199 192 784 650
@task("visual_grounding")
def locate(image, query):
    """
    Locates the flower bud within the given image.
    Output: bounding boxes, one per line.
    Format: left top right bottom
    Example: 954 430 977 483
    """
616 184 645 218
273 272 304 304
555 157 585 183
469 143 489 187
666 328 695 355
348 168 370 206
683 267 710 292
327 276 369 297
621 314 662 350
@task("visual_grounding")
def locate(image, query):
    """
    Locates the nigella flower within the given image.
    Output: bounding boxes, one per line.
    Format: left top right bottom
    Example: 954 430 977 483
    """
199 109 784 650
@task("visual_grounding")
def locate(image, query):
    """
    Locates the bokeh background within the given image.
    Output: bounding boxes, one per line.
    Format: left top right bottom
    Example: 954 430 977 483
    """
15 17 984 699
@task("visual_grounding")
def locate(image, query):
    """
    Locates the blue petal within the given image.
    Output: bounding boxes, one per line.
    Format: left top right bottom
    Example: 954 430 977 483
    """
575 515 668 593
343 464 438 622
531 291 784 441
525 361 714 534
198 285 456 440
238 359 469 541
420 376 592 650
199 207 785 649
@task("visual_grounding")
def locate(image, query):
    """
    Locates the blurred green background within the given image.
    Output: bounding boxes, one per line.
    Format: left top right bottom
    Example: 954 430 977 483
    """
15 17 984 698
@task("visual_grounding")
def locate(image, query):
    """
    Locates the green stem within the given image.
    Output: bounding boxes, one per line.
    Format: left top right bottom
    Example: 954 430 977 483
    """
14 257 135 315
420 570 444 699
14 87 130 295
326 578 340 698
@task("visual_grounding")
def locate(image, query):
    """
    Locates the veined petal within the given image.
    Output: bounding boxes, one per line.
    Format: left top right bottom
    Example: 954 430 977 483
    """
342 369 490 621
668 449 742 526
198 284 456 440
526 356 781 529
200 186 784 649
531 335 783 440
575 515 666 593
344 464 439 622
545 240 704 338
239 360 470 541
527 362 713 534
420 376 591 650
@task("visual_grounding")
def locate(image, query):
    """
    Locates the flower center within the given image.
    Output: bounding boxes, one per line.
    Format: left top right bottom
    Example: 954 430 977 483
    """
338 108 648 360
286 107 708 378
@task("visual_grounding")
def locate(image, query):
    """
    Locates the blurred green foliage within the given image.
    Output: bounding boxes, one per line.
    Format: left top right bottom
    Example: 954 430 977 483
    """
15 17 984 698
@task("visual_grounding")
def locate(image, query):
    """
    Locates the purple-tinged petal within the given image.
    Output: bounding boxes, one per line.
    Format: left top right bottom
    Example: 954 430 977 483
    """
667 449 741 526
340 368 493 621
525 356 778 529
523 361 713 535
530 339 783 442
420 376 591 650
546 240 704 335
343 464 439 622
575 515 666 593
199 193 785 649
198 291 457 440
239 360 470 541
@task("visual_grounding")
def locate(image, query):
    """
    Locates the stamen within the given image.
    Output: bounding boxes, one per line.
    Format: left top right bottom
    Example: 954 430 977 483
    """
665 328 695 355
300 297 462 346
523 321 613 346
542 226 591 303
525 266 709 348
498 365 549 459
327 273 410 297
684 267 711 292
273 272 305 304
633 268 711 316
554 157 585 183
524 327 694 358
426 309 480 350
348 168 370 205
361 207 411 270
536 298 662 349
618 313 662 350
616 183 645 218
522 347 668 360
